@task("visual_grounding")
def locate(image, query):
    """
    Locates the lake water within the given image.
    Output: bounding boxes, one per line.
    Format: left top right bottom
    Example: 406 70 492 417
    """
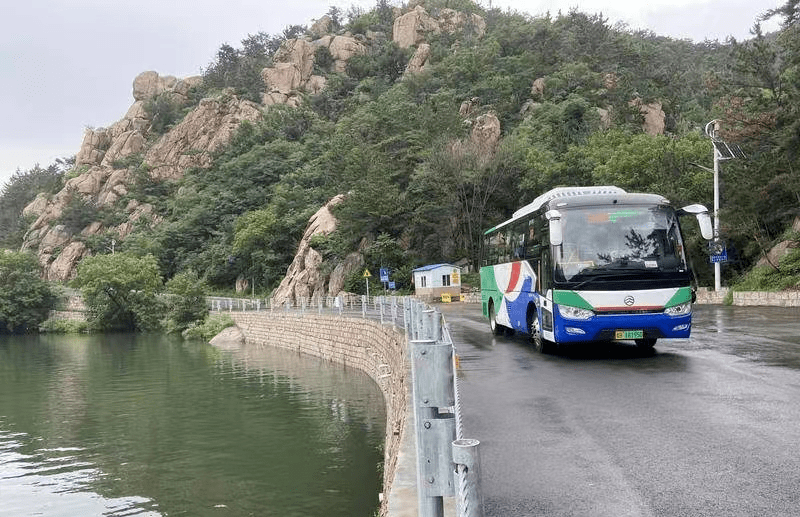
0 333 386 516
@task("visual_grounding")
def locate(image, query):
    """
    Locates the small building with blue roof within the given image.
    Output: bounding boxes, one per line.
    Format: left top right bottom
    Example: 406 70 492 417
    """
412 263 462 300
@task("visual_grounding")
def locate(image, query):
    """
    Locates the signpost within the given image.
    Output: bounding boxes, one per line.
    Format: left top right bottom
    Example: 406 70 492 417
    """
363 268 371 300
379 267 391 292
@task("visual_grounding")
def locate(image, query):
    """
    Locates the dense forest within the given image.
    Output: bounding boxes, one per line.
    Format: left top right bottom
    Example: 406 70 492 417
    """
3 0 800 296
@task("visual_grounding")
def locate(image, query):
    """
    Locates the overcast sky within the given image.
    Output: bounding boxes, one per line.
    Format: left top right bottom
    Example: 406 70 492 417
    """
0 0 782 188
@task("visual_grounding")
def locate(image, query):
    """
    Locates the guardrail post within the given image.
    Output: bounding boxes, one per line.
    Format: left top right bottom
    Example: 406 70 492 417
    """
403 297 411 334
452 439 484 517
410 307 456 517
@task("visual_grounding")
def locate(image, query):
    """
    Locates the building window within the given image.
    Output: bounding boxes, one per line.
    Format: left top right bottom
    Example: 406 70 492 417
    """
442 274 451 286
420 275 427 287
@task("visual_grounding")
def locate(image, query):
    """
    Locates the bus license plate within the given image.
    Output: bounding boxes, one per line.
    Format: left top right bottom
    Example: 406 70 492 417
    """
615 330 643 340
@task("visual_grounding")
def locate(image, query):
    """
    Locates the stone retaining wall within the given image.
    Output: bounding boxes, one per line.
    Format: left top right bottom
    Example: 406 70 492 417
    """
730 290 800 307
230 312 408 516
695 287 800 307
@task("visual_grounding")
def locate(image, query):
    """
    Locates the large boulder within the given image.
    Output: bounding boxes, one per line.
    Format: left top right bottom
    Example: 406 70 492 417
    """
132 70 179 101
470 112 502 155
758 216 800 268
328 35 367 73
22 193 49 219
392 5 486 49
47 241 89 282
271 195 364 306
100 130 145 168
260 35 366 105
405 43 431 75
262 62 305 95
393 6 440 48
273 39 317 82
437 8 486 37
309 15 334 39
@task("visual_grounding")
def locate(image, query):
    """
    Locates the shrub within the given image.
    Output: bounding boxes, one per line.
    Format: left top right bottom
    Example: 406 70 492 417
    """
39 318 90 334
0 251 56 333
182 313 235 341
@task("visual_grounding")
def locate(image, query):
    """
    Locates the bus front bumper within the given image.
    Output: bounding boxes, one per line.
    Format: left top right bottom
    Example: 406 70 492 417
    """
552 311 692 344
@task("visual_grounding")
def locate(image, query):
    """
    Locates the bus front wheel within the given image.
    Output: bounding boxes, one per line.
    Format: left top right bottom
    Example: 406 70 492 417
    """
528 308 554 354
635 338 657 349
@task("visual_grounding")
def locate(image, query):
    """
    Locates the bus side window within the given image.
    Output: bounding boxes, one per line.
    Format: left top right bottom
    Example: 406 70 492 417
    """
511 223 526 259
524 219 539 259
540 247 553 291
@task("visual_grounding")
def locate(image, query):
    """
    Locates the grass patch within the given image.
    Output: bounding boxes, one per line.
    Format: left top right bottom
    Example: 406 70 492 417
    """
731 247 800 292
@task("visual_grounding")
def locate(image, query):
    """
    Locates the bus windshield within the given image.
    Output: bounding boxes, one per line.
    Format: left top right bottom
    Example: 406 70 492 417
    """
555 205 687 282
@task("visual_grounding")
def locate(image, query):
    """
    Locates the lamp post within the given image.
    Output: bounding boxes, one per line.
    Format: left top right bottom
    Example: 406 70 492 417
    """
701 119 745 291
705 120 722 291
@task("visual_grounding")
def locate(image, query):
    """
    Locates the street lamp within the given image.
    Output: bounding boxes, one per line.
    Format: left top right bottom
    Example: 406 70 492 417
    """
700 119 745 291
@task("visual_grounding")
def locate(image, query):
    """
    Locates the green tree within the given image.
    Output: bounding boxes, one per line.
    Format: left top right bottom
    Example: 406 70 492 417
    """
72 253 163 331
0 160 68 248
164 269 209 333
201 31 292 102
0 251 56 333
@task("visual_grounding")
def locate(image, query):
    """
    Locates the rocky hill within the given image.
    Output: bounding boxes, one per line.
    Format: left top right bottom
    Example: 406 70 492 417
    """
15 0 786 294
18 3 501 288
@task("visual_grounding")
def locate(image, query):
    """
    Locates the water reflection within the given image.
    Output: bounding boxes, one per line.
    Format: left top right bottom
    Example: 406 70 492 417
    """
0 333 385 517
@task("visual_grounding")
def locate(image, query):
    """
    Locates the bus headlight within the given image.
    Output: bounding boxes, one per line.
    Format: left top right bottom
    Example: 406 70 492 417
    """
559 305 593 320
664 302 692 317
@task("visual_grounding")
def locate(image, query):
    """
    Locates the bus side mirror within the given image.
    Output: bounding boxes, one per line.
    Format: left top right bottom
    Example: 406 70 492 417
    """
546 209 563 246
696 213 713 240
678 204 713 240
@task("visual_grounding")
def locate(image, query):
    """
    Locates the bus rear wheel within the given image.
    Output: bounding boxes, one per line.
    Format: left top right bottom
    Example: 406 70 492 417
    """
489 301 504 336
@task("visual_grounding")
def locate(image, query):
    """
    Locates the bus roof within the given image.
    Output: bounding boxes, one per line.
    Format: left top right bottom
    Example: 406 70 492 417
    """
513 186 627 219
484 186 672 235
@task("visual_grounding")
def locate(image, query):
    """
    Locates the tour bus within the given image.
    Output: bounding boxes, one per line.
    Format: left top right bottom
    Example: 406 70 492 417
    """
480 186 713 351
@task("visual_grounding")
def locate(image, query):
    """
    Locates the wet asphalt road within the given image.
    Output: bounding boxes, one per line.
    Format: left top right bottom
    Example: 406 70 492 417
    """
439 303 800 517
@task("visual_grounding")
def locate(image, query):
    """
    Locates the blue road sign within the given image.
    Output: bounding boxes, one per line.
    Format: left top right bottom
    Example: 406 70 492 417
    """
710 251 728 263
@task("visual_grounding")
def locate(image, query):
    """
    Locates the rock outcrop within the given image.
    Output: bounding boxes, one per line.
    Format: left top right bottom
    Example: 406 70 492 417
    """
451 110 502 162
630 98 666 136
21 71 260 281
76 72 203 169
145 95 262 180
261 34 365 107
392 6 485 49
271 195 364 306
405 43 431 75
758 216 800 269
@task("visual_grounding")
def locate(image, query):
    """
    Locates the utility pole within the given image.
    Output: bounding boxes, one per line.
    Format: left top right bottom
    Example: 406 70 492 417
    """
704 120 745 291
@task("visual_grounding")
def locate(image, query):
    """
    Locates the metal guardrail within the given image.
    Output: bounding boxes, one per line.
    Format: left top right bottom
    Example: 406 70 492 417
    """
209 294 484 517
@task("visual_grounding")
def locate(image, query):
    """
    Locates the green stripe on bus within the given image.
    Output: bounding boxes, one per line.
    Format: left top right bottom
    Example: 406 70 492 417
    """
553 290 593 310
665 286 693 307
